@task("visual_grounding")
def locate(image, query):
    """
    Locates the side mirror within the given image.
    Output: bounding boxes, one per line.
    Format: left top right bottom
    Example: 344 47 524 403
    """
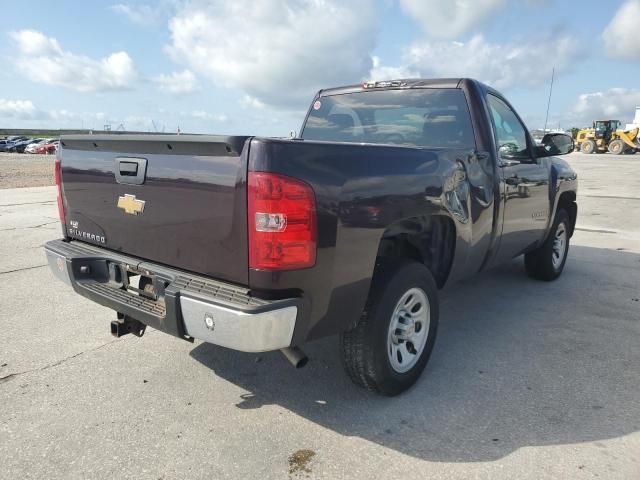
538 133 574 157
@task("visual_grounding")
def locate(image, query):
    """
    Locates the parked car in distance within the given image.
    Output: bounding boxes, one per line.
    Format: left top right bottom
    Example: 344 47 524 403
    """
0 140 16 152
0 135 31 152
46 78 578 396
6 135 29 143
4 141 21 153
34 140 59 154
24 138 48 153
6 138 42 153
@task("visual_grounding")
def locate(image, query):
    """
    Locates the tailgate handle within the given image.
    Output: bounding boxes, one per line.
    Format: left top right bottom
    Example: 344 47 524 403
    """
115 157 147 185
119 162 138 175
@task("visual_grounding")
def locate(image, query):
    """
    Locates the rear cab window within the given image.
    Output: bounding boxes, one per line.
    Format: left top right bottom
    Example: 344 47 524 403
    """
302 88 476 149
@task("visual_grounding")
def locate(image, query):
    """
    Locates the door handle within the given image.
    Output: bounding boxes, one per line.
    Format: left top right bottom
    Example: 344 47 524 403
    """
114 157 147 185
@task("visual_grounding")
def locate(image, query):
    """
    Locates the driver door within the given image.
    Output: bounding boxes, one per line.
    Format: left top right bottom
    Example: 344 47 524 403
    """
488 94 551 263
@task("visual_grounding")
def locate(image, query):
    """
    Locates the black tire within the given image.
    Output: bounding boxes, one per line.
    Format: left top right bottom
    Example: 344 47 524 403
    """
581 140 596 154
608 139 625 155
525 209 570 281
340 261 439 396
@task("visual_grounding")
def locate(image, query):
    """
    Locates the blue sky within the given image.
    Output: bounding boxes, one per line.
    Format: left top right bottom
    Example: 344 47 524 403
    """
1 0 639 135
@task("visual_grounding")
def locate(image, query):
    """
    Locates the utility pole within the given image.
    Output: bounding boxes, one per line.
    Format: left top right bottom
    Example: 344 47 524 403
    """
543 67 555 132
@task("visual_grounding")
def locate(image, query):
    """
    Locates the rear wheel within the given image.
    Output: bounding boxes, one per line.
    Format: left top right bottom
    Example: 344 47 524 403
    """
525 209 570 281
608 139 625 155
341 261 439 396
581 140 596 154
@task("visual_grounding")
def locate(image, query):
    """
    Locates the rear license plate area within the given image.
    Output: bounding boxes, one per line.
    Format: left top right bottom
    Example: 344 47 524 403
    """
107 262 162 300
126 271 157 300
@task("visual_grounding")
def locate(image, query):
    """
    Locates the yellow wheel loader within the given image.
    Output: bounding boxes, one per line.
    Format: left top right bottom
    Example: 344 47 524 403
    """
575 120 640 155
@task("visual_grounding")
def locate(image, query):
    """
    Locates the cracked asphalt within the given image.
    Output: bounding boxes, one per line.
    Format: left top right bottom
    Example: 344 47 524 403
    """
0 153 639 479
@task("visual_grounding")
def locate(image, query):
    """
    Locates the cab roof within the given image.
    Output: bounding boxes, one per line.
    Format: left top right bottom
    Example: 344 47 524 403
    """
318 78 487 97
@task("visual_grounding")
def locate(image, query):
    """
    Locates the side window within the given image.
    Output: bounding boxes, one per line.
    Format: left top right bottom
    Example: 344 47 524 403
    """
487 94 530 159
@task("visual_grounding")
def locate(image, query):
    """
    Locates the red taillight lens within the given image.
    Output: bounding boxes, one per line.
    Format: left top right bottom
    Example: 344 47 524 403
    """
248 172 316 270
54 158 66 233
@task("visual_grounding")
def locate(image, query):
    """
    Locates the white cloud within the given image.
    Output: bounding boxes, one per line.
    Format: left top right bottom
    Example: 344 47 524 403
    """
123 115 154 130
602 0 640 61
0 99 38 119
400 0 508 39
9 29 137 92
189 110 228 122
110 3 164 26
166 0 377 108
369 56 419 81
569 88 640 126
376 33 578 91
154 69 199 94
48 109 75 121
0 98 110 128
9 30 62 56
240 95 265 109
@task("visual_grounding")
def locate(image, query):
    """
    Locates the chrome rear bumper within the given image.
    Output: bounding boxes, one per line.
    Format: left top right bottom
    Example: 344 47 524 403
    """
45 239 299 352
180 296 297 352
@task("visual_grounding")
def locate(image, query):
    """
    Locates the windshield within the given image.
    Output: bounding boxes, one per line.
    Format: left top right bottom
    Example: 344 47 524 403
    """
302 88 476 149
595 121 620 131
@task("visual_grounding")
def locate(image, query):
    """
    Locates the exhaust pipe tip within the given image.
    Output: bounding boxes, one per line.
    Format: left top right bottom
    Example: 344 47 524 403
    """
280 347 308 368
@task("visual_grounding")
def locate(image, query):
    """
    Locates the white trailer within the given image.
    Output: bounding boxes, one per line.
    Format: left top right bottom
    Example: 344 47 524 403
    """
626 106 640 131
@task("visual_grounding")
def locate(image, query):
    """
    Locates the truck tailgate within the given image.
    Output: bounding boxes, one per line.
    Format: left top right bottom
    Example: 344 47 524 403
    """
58 135 250 285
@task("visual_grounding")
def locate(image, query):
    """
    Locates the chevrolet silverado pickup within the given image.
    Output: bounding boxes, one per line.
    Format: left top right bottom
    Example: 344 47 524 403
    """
45 78 577 396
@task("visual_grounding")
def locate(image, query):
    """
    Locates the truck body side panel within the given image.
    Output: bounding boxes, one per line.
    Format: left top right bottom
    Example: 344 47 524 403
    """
248 137 497 344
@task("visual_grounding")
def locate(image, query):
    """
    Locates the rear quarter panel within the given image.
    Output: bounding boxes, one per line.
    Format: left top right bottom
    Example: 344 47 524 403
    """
248 138 495 344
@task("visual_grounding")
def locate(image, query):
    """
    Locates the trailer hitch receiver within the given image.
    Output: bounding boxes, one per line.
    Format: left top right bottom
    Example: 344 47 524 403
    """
111 313 146 338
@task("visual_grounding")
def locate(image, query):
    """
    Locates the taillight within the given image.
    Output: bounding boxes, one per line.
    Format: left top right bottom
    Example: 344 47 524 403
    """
248 172 316 270
54 157 67 234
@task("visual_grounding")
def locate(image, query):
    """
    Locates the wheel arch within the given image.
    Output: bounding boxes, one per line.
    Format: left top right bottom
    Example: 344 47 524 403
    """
556 191 577 237
374 214 456 289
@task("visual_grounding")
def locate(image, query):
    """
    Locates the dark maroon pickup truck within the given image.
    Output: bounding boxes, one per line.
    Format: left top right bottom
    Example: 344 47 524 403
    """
46 78 577 395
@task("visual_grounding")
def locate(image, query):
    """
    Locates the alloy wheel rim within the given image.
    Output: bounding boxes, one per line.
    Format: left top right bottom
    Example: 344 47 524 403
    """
552 222 567 269
387 287 430 373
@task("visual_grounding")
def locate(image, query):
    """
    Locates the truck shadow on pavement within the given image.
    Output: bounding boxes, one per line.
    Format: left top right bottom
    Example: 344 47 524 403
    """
190 245 640 462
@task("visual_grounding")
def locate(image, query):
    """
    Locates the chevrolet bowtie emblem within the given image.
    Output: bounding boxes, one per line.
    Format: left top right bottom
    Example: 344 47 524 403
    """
117 194 145 215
